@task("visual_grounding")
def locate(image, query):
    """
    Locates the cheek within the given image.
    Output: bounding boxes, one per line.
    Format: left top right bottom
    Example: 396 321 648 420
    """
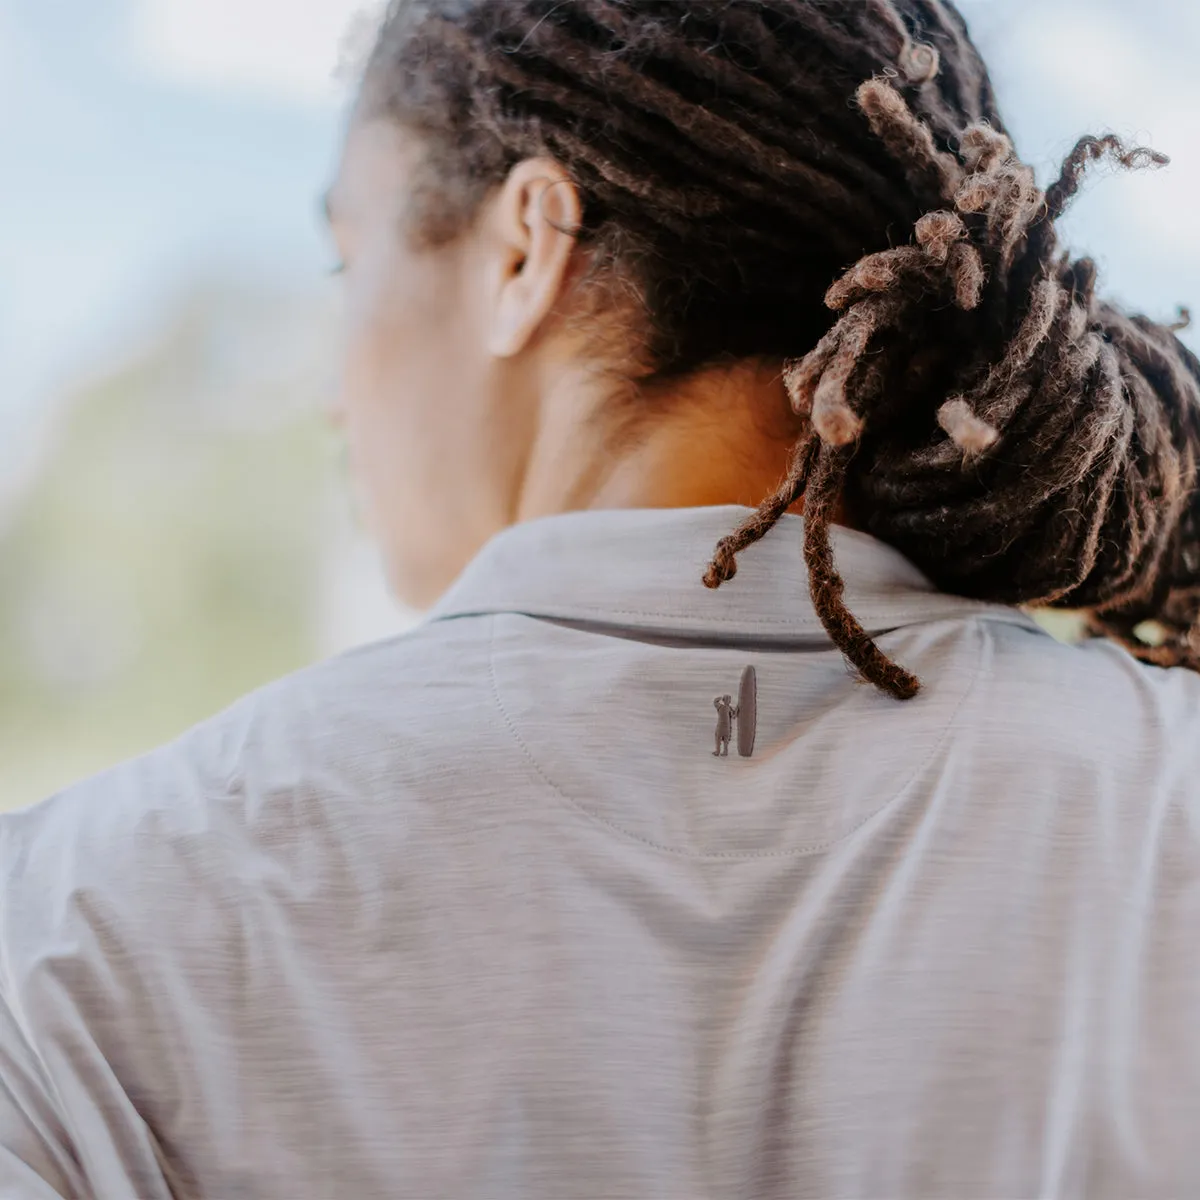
341 245 453 475
346 248 430 406
336 236 488 602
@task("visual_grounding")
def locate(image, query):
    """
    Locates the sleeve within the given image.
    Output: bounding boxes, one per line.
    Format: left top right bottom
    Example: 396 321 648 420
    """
0 780 192 1200
0 984 84 1200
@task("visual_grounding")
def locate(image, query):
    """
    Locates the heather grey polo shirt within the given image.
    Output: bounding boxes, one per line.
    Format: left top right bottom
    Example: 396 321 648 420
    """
3 505 1200 1199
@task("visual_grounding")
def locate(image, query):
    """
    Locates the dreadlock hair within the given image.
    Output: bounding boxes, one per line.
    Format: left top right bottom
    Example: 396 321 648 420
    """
360 0 1200 699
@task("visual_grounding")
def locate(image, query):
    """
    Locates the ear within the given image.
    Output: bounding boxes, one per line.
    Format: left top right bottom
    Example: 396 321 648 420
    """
484 158 583 358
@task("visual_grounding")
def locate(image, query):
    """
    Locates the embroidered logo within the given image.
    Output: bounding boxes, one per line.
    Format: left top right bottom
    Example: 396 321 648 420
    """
712 665 756 758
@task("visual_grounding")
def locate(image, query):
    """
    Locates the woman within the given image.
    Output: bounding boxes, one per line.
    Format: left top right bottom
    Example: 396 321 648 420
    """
3 1 1199 1196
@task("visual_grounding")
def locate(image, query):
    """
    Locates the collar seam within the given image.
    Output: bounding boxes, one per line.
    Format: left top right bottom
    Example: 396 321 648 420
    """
435 603 1029 630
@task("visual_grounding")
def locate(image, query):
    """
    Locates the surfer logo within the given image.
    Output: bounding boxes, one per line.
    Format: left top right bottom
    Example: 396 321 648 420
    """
712 695 738 757
712 666 757 759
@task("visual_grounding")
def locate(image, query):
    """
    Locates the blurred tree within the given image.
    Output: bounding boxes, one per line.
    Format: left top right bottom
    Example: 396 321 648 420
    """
0 279 341 810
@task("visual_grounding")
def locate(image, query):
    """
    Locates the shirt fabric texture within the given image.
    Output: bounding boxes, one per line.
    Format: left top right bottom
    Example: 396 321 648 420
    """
2 505 1199 1199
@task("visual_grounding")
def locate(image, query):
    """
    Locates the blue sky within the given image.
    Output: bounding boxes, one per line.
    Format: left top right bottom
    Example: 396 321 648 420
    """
0 0 357 486
3 0 1198 500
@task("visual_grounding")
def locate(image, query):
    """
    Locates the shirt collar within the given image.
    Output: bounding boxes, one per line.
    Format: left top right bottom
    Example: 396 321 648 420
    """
425 505 1037 644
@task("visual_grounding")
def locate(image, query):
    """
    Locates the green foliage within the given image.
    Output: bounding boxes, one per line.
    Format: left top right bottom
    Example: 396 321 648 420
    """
0 282 340 810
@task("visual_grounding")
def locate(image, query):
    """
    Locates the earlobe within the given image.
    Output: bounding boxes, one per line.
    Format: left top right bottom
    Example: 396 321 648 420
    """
488 292 533 359
488 250 541 356
486 161 582 359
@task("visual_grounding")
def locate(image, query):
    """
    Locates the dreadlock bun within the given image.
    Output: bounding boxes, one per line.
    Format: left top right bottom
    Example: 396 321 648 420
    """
762 75 1200 696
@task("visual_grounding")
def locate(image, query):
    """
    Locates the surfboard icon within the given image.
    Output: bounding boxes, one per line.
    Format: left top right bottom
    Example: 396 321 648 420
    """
736 665 756 758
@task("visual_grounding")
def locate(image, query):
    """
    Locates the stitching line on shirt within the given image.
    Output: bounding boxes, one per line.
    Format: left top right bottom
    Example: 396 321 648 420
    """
442 602 1035 631
486 613 987 861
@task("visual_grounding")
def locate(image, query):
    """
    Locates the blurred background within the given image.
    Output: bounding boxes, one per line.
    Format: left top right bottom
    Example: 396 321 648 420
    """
1 0 1197 810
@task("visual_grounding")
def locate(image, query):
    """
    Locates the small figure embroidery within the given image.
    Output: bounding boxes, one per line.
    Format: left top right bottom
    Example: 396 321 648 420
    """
711 666 757 759
712 694 738 757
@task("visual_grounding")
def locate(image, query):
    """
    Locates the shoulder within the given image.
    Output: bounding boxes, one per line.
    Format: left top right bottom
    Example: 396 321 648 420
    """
0 615 507 969
956 615 1200 799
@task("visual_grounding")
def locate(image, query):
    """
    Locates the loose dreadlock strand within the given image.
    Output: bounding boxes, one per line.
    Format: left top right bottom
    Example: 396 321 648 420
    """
1045 134 1170 221
364 0 1200 694
803 445 922 700
702 433 820 588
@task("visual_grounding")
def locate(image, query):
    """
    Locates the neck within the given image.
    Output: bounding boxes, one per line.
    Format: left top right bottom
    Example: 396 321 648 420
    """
513 359 810 520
